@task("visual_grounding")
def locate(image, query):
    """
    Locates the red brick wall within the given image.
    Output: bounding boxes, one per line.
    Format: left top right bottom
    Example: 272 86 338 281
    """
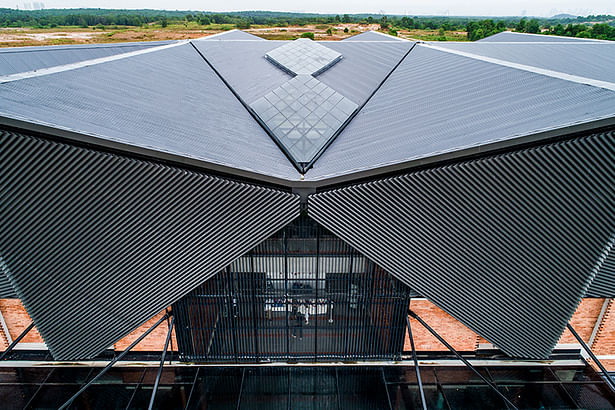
591 299 615 355
558 298 605 344
113 310 177 352
0 299 45 345
404 299 480 351
0 299 176 353
2 297 615 371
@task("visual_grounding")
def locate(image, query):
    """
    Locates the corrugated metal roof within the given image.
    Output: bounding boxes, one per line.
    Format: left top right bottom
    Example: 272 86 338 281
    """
478 31 606 43
192 39 413 109
307 44 615 181
316 41 414 106
436 42 615 84
586 238 615 297
309 129 615 359
0 41 175 76
0 258 16 298
343 31 405 41
202 29 265 40
0 129 300 360
0 42 301 181
191 40 291 104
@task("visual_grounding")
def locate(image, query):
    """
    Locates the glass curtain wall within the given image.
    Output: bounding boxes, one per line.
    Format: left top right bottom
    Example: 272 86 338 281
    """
173 215 411 362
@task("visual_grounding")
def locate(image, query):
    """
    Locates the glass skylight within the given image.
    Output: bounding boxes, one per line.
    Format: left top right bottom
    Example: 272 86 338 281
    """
265 38 343 76
251 74 357 165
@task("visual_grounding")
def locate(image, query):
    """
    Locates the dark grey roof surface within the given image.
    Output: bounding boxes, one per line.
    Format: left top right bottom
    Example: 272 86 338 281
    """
0 42 300 181
0 129 300 360
191 39 413 109
307 44 615 181
0 41 175 76
316 41 414 106
586 239 615 297
191 39 291 105
478 31 606 42
343 30 405 41
310 129 615 359
202 29 265 40
0 258 16 298
436 42 615 84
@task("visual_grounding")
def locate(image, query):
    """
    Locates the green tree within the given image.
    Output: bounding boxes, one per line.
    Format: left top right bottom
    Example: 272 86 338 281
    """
300 32 314 40
526 19 540 33
380 15 388 30
326 27 333 36
160 18 168 28
343 27 348 33
342 14 351 23
199 15 210 26
517 18 526 32
400 16 414 29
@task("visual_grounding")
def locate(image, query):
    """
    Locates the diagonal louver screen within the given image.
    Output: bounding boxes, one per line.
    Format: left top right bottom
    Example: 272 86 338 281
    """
0 129 300 360
309 129 615 359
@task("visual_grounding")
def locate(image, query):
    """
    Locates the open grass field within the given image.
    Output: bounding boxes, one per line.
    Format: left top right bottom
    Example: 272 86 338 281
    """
0 22 468 47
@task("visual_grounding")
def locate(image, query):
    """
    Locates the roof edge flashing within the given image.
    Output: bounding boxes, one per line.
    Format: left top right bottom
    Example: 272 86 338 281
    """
0 40 187 84
421 43 615 92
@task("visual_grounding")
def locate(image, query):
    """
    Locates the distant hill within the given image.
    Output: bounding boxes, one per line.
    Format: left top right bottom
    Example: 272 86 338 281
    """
551 13 578 19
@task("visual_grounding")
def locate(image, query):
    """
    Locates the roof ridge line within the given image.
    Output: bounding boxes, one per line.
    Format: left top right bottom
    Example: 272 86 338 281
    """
421 43 615 92
0 40 187 84
497 30 610 43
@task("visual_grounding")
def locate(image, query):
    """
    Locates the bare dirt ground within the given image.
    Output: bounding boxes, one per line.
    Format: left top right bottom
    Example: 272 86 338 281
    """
0 23 468 48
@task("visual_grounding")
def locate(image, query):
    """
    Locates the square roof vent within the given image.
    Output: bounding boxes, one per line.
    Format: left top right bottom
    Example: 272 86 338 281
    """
265 38 342 76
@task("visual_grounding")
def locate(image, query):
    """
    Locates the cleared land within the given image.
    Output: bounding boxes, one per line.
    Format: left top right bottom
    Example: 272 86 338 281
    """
0 23 468 47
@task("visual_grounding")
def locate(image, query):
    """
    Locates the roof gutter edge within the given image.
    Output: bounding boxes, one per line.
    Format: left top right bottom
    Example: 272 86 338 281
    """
0 115 301 189
303 115 615 189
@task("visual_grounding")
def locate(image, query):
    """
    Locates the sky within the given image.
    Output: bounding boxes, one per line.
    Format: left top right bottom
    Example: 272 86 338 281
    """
4 0 615 17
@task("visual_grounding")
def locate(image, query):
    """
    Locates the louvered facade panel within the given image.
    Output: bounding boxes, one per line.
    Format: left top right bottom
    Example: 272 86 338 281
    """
0 129 300 360
309 130 615 359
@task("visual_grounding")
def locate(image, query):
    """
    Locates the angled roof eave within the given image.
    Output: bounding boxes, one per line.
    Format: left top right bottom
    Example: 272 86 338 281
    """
0 115 302 188
301 115 615 187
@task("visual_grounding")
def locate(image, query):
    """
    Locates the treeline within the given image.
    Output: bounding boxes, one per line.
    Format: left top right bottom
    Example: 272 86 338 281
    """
0 9 613 41
466 17 615 41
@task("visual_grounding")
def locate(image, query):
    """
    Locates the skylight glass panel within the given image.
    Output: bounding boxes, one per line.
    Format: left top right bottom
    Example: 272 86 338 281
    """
265 38 343 76
251 74 357 165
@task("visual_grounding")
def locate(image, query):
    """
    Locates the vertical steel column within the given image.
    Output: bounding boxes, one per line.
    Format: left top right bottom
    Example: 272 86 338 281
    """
567 323 615 391
148 315 175 410
407 314 427 410
409 310 519 410
59 313 169 410
0 322 34 361
249 253 260 361
344 253 354 358
314 223 320 361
